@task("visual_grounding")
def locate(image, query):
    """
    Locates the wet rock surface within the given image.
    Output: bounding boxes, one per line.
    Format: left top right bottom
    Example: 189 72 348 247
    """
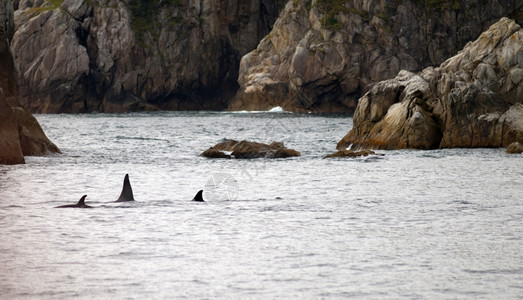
323 149 383 159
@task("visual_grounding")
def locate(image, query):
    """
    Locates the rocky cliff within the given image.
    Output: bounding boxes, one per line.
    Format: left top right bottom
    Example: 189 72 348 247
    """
12 0 286 113
230 0 522 113
337 17 522 150
1 0 60 164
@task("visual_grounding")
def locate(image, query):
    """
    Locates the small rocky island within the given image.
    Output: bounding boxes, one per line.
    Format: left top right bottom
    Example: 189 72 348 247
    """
202 140 300 159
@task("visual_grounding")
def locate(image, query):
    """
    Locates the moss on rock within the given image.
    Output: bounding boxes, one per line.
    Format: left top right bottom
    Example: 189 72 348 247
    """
128 0 184 48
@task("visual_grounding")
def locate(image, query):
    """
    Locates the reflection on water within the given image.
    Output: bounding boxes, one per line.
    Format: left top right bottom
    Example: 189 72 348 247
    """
0 112 521 299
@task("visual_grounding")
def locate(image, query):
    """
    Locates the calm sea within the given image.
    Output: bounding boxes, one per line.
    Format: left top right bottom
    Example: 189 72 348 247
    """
0 111 521 299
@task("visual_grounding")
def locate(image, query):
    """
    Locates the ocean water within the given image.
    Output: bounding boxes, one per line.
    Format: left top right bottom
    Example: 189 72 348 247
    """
0 111 521 299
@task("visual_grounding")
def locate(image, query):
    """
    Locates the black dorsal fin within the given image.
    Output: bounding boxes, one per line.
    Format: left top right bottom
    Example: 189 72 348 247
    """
77 195 87 206
116 174 135 202
192 190 204 202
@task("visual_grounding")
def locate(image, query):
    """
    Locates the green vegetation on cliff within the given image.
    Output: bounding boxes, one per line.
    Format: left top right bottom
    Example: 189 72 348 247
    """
313 0 464 30
314 0 349 29
128 0 184 48
27 0 64 14
411 0 461 11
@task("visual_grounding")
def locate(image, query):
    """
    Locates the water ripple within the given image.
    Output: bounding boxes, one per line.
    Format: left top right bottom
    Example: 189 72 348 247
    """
0 112 521 299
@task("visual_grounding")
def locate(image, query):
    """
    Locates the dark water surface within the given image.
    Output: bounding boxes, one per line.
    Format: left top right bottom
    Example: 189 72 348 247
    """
0 111 521 299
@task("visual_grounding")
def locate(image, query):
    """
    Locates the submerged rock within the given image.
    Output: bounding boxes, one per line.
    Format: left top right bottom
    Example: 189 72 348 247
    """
230 0 521 113
337 18 523 150
202 140 300 159
201 149 233 159
323 149 383 159
506 142 523 154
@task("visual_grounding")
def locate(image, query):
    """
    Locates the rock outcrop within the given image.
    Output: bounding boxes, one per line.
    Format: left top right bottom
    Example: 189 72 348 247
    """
230 0 522 113
337 18 523 150
0 0 60 164
202 139 301 159
506 142 523 153
12 0 286 113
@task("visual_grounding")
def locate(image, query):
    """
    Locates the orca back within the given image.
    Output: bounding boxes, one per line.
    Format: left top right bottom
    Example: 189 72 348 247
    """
56 195 91 208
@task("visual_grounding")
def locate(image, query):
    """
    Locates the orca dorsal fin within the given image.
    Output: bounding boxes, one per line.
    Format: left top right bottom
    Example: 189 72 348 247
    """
192 190 204 202
77 195 87 206
116 174 135 202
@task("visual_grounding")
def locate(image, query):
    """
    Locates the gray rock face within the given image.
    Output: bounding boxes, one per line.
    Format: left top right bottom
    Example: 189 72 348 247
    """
1 0 60 165
13 5 90 112
337 18 523 150
12 0 286 113
230 0 522 113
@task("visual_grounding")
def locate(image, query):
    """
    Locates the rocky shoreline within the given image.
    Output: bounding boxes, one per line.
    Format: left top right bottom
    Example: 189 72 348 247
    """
337 18 523 150
3 1 522 157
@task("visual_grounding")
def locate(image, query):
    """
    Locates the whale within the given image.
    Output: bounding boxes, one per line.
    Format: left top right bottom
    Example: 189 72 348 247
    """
116 174 135 202
55 195 92 208
192 190 205 202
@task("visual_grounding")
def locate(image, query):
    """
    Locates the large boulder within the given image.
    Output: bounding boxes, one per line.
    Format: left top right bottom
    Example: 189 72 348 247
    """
230 0 522 113
337 18 523 150
0 0 60 164
12 0 287 113
202 139 301 159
